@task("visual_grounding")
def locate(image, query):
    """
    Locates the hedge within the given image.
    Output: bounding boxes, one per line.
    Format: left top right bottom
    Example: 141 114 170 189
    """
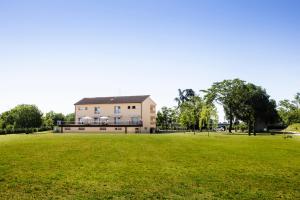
0 127 52 135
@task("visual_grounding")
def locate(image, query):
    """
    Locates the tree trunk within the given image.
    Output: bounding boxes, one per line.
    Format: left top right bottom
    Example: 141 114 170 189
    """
248 121 251 136
253 120 256 136
229 116 233 133
229 109 233 133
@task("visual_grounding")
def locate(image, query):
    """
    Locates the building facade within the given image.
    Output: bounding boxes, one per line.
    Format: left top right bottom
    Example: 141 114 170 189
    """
60 95 156 133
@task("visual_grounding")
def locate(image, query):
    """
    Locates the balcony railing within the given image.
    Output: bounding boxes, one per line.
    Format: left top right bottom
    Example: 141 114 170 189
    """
57 120 143 127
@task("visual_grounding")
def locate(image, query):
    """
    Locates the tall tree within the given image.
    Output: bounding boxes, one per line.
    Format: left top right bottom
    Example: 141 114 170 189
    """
12 105 43 133
65 113 75 122
235 84 279 135
0 110 15 129
44 111 65 128
175 89 196 106
157 107 178 130
204 79 246 133
179 96 203 132
278 92 300 126
200 104 219 131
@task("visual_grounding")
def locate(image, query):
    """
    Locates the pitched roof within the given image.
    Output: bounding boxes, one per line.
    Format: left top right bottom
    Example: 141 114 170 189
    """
74 95 150 105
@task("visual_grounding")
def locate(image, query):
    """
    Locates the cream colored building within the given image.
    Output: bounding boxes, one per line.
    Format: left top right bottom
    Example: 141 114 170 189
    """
61 95 156 133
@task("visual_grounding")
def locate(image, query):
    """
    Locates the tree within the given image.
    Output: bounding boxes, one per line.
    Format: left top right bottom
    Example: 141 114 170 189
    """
157 107 178 130
179 102 196 131
44 111 65 128
179 96 203 132
235 84 279 136
200 104 218 131
65 113 75 122
204 79 246 133
278 93 300 126
175 89 196 107
0 110 15 129
42 115 54 128
12 105 43 133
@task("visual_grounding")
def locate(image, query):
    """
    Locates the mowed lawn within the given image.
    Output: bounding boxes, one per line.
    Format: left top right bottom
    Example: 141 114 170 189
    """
0 133 299 200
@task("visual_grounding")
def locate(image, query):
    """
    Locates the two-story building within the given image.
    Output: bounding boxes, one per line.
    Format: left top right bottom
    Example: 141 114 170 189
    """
60 95 156 133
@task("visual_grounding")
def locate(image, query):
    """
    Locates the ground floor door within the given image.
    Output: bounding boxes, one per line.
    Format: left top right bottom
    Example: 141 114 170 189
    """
150 128 155 134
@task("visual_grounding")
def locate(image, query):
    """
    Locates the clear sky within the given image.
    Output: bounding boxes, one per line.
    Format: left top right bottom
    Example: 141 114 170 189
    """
0 0 299 120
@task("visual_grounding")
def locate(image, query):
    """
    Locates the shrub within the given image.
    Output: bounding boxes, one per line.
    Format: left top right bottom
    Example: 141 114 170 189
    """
285 123 300 132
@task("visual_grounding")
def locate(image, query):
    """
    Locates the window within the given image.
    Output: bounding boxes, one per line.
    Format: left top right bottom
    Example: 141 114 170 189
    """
79 107 88 111
94 107 100 114
115 127 122 131
78 127 85 130
151 116 156 121
144 127 148 130
132 106 136 109
150 105 156 113
65 127 71 130
114 117 121 124
114 106 121 114
100 127 106 131
131 117 139 124
128 106 131 109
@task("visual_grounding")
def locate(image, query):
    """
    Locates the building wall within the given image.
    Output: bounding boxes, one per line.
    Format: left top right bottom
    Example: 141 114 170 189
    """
141 97 156 133
75 103 142 123
63 127 141 133
73 96 157 133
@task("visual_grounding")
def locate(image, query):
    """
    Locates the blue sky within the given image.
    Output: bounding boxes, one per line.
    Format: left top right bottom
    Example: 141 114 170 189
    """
0 0 299 120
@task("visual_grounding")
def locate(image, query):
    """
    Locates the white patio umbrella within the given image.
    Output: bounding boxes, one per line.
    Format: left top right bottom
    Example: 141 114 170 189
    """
99 116 109 125
82 116 93 124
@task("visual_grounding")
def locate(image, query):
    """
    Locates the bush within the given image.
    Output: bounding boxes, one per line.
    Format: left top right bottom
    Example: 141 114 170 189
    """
0 129 6 135
0 127 49 135
285 123 300 132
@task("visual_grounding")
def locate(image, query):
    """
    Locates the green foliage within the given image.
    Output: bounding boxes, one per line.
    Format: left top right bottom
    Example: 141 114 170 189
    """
278 93 300 126
234 122 248 132
175 90 219 131
200 104 218 130
179 96 204 130
174 89 196 106
0 110 15 129
157 107 178 129
285 123 300 132
235 83 279 135
0 133 299 199
179 102 196 129
205 79 279 135
12 105 43 131
205 79 247 132
65 113 75 122
0 105 43 133
43 111 65 128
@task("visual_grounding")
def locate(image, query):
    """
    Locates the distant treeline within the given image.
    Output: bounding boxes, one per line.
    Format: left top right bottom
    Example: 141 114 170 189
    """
0 105 74 134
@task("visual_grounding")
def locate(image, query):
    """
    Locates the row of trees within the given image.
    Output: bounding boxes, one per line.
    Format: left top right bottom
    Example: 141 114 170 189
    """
0 105 74 134
157 89 219 133
157 79 281 136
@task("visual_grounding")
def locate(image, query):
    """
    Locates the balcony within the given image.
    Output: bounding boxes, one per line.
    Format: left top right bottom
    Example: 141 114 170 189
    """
57 120 143 127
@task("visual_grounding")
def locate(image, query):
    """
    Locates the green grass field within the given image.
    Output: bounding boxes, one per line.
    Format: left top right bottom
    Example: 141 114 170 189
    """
0 133 299 200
